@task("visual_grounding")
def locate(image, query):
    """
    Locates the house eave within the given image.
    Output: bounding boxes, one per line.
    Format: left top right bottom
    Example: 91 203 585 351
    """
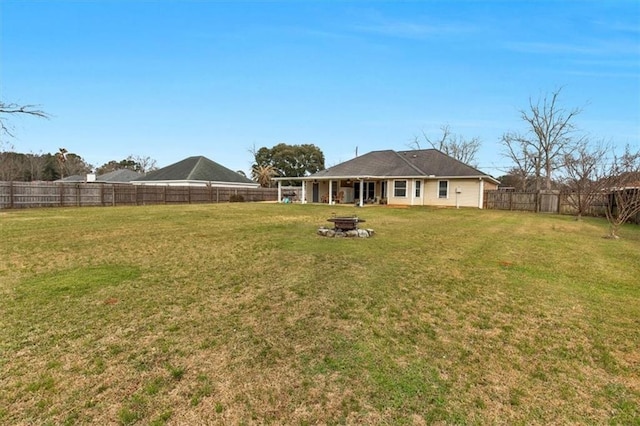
132 179 259 188
274 174 499 184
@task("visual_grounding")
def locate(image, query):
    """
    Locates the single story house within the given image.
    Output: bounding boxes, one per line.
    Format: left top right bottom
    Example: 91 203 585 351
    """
132 156 259 188
274 149 499 208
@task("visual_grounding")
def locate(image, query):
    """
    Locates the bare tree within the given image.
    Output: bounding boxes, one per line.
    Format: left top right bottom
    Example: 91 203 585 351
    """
128 155 157 174
561 141 609 220
501 134 541 190
0 152 25 180
0 102 49 142
603 145 640 239
498 167 537 191
412 124 481 166
64 153 92 177
25 152 47 181
501 88 583 191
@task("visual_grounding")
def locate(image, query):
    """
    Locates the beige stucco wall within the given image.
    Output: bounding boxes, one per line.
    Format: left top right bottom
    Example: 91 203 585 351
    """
387 179 417 206
303 177 495 208
388 178 490 208
426 179 480 207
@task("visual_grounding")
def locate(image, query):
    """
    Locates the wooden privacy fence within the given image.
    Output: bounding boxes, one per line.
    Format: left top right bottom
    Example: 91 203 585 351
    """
484 190 608 216
0 181 278 209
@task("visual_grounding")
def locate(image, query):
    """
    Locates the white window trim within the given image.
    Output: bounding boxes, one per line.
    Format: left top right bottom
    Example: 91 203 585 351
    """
394 180 408 198
414 179 421 198
438 180 449 199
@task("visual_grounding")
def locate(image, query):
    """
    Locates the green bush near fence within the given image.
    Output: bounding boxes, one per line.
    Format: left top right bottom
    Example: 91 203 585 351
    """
1 204 639 424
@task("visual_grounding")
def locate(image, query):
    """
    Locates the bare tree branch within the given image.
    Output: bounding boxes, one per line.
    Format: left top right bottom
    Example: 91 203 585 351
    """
561 140 610 220
501 88 584 191
413 124 481 166
603 145 640 238
1 102 50 140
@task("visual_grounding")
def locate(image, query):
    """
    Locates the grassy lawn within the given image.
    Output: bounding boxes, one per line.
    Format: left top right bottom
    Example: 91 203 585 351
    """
1 203 639 425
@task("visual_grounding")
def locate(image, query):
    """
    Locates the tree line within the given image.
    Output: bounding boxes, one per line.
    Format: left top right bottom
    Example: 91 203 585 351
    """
1 102 158 181
0 150 157 182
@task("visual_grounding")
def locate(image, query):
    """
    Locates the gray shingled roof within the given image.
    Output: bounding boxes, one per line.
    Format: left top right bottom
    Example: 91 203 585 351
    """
96 169 143 183
309 149 496 180
134 156 254 184
311 150 422 178
396 149 491 177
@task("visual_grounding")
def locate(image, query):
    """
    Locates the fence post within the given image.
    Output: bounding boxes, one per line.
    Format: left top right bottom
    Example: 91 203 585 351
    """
557 192 562 214
9 181 14 209
216 187 219 203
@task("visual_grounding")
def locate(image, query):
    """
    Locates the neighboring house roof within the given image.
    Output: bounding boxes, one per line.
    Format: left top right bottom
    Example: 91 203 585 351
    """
133 156 256 185
96 169 143 183
305 149 499 183
56 175 85 182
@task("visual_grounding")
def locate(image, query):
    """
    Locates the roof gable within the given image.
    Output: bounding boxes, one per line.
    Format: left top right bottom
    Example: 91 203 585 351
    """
134 156 253 184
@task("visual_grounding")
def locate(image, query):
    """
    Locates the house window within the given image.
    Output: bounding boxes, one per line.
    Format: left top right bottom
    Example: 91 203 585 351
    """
364 181 375 200
415 180 421 197
353 181 375 200
438 180 449 198
394 180 407 197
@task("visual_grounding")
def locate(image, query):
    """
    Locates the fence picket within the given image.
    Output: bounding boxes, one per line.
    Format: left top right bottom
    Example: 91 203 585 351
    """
484 190 608 217
0 182 278 209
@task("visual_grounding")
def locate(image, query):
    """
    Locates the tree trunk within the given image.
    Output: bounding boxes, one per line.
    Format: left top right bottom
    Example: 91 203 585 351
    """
607 223 620 239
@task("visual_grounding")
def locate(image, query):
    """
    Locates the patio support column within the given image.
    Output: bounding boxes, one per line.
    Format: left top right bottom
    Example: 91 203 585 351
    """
301 180 306 204
328 180 333 204
277 181 282 203
359 179 364 207
410 180 414 206
478 178 484 209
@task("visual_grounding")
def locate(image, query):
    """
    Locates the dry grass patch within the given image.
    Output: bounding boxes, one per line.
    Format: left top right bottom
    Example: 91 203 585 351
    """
0 204 638 424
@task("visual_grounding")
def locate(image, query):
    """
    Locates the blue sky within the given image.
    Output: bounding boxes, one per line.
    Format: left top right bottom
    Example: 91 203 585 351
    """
1 0 639 177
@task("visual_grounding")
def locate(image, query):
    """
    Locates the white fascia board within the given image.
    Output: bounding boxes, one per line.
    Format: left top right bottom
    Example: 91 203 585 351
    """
209 181 260 188
132 180 259 188
424 175 500 184
274 174 498 183
284 175 422 180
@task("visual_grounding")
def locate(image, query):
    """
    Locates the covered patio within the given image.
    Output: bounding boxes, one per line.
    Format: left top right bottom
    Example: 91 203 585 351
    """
275 177 386 207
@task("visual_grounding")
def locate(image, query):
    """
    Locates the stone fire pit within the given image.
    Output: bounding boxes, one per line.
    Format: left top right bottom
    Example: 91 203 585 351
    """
317 216 374 238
